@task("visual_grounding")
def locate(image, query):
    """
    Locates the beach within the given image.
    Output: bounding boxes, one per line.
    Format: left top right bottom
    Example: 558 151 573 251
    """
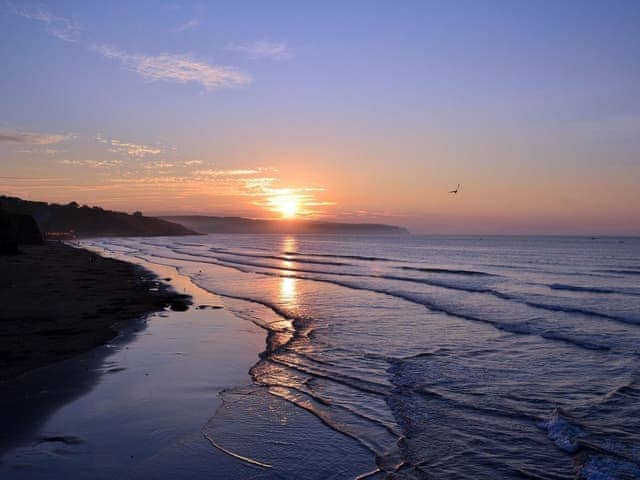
0 245 372 479
0 242 189 383
2 235 640 478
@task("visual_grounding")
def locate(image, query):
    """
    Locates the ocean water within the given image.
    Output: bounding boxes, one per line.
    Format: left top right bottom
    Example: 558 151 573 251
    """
85 235 640 479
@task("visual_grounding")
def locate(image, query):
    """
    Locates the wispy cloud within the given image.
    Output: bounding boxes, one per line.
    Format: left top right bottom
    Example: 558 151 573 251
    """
3 165 333 217
175 18 200 32
16 148 61 155
0 176 71 181
109 139 162 158
10 6 253 92
0 129 74 145
250 185 334 217
96 134 163 159
60 159 122 168
94 45 252 90
227 41 292 61
340 209 409 219
192 168 262 177
143 161 175 170
10 4 81 42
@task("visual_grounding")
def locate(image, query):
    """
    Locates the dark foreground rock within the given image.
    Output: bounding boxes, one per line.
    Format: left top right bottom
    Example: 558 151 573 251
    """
12 213 43 245
0 210 43 254
0 209 18 254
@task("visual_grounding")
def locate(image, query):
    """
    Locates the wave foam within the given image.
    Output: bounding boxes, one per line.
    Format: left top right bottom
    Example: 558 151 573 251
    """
538 409 584 453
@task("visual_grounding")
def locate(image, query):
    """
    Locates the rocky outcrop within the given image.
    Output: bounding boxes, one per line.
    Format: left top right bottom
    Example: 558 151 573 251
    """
0 209 19 255
0 210 43 254
11 213 43 245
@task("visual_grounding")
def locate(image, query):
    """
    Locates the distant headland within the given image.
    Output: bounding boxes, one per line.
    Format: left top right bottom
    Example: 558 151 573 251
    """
0 196 409 238
162 215 410 235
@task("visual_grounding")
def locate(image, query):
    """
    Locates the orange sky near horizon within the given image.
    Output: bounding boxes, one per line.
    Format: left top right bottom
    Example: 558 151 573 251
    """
2 144 639 235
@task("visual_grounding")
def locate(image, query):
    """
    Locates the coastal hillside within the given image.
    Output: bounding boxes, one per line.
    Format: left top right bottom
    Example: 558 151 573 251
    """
0 196 196 238
162 215 410 235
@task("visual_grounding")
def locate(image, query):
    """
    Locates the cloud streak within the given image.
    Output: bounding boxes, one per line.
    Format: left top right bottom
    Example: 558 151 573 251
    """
192 168 262 177
251 185 334 217
227 41 292 60
109 139 162 158
10 4 81 42
10 6 254 92
94 45 252 90
0 129 74 145
16 148 60 155
96 134 164 159
3 165 334 217
175 19 200 32
142 161 175 170
60 159 122 168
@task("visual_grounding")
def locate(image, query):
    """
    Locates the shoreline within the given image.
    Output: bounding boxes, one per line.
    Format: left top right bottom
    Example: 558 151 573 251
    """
2 238 380 478
0 241 190 384
0 249 269 478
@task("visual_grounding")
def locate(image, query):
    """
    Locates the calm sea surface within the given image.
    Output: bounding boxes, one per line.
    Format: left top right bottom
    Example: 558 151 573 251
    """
86 234 640 479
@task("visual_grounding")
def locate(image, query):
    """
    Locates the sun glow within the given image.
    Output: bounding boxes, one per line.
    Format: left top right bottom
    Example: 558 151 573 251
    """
270 194 300 218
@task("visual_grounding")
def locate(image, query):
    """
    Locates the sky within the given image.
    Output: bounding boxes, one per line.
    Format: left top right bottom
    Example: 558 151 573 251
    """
1 0 639 234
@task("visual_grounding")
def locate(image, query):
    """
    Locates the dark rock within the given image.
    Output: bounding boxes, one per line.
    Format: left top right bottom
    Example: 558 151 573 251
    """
11 213 43 245
0 209 19 255
165 293 191 312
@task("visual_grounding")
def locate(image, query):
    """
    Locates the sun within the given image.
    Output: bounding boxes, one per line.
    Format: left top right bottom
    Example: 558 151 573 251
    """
280 199 298 218
271 195 300 218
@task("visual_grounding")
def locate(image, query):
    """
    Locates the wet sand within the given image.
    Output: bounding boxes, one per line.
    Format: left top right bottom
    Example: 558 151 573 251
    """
0 258 268 478
0 241 189 383
0 246 375 480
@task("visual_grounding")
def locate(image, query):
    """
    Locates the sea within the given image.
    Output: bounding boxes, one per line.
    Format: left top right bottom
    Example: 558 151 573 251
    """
79 235 640 479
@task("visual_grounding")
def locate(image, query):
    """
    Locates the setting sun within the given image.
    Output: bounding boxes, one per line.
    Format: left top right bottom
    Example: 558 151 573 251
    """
270 195 300 218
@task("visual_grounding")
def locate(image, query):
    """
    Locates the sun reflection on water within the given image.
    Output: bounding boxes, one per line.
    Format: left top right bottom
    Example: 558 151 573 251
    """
280 276 297 306
279 236 298 308
282 236 297 255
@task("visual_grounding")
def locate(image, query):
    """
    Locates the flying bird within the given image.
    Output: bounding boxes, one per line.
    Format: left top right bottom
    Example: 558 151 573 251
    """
449 184 461 194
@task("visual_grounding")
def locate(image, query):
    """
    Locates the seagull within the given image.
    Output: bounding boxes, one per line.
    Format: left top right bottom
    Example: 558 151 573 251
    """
449 184 461 194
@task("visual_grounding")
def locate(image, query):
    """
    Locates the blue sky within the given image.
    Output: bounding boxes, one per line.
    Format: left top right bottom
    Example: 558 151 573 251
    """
1 1 639 233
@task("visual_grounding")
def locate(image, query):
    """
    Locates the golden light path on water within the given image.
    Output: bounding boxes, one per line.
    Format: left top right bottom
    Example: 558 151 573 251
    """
279 237 299 310
280 277 297 306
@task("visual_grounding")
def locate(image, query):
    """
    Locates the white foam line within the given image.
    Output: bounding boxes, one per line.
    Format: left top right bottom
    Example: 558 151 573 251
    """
354 467 383 479
202 432 272 468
